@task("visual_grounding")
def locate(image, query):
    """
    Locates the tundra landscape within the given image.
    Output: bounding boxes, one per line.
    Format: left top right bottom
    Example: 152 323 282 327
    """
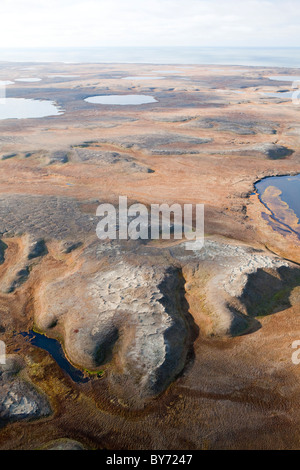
0 62 299 450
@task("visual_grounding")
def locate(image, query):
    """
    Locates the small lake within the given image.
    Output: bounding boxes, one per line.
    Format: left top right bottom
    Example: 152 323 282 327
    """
20 330 89 383
0 98 64 119
268 76 300 82
15 78 42 82
262 91 293 99
255 174 300 238
84 94 157 105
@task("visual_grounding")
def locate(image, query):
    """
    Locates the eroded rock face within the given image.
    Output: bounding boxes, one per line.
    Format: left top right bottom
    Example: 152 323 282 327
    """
0 194 97 240
72 147 153 172
42 439 86 450
98 133 213 155
35 257 195 400
0 355 51 423
0 235 48 294
46 151 69 165
211 143 294 159
181 117 278 135
181 240 298 336
0 241 7 265
245 144 294 159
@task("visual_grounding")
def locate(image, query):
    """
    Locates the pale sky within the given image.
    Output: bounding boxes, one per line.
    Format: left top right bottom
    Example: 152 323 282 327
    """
1 0 299 48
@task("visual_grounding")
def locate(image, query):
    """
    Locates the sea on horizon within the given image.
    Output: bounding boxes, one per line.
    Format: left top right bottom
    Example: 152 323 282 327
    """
0 47 300 67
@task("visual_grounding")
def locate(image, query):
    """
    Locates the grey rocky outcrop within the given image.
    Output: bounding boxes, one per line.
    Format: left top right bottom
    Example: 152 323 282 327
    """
36 258 195 400
98 133 213 155
0 356 51 424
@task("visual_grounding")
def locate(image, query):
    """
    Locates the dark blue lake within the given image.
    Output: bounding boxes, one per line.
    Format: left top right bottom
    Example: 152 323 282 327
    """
20 330 89 383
